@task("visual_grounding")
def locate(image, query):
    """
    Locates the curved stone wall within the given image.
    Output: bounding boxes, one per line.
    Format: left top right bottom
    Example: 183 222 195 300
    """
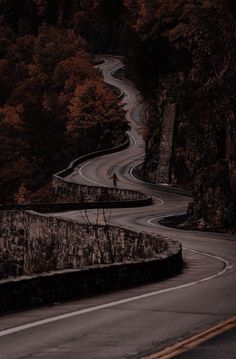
0 210 180 278
0 210 182 313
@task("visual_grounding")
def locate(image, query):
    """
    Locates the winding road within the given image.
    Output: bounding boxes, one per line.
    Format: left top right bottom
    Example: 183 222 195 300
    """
0 56 236 358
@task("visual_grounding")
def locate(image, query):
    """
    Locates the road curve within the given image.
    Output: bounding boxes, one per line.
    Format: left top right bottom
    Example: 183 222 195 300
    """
0 56 236 359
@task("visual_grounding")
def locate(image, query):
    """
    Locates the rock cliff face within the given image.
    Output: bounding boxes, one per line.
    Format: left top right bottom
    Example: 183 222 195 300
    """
118 1 236 231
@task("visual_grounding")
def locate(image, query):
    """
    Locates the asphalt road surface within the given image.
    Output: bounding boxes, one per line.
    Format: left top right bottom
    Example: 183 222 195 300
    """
0 56 235 359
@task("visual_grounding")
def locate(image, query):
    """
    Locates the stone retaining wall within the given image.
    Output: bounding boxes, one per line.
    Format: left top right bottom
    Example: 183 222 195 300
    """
0 246 182 313
53 178 148 203
0 210 174 278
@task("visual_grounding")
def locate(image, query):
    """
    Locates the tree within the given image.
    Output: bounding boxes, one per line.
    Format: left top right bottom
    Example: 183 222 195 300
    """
67 79 127 142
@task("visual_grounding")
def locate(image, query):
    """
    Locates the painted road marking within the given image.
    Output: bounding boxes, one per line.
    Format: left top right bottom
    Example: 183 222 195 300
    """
72 131 137 187
74 58 142 188
0 250 231 338
152 196 165 206
147 213 186 225
121 89 130 103
145 316 236 359
129 160 145 183
106 66 130 103
78 160 107 187
127 131 137 150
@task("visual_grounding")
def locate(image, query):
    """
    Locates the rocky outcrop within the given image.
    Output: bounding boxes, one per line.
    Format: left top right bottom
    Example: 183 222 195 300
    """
120 1 236 231
155 103 176 184
142 76 236 230
189 160 234 230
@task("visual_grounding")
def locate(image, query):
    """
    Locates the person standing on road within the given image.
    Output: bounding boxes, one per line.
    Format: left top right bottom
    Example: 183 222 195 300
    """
109 173 119 189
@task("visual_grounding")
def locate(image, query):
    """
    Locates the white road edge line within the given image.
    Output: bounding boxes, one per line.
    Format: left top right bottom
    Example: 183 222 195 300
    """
72 131 137 186
78 161 107 187
129 161 178 190
147 213 186 225
152 196 165 206
106 67 130 103
127 131 137 150
184 249 232 283
0 250 232 338
129 160 151 185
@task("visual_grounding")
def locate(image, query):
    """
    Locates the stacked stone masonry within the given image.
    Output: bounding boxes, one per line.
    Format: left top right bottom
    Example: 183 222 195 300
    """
53 175 147 203
0 210 174 279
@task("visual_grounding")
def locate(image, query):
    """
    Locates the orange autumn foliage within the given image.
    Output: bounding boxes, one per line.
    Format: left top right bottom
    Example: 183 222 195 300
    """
0 18 127 203
67 79 126 135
